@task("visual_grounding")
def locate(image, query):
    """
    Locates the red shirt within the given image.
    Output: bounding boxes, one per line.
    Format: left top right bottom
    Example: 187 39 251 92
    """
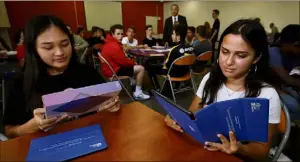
16 45 25 61
101 34 135 78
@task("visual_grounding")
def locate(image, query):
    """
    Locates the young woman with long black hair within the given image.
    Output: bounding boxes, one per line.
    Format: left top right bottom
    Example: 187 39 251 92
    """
3 15 120 138
165 19 281 160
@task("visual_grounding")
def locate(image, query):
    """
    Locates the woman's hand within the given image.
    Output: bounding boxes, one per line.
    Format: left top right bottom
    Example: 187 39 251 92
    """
98 96 120 112
204 131 241 154
33 108 70 131
164 115 183 132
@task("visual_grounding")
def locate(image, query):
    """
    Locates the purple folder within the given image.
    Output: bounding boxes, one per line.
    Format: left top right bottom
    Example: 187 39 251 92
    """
42 81 122 118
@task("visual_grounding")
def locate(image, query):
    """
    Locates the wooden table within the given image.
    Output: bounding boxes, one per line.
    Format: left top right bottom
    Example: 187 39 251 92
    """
0 102 241 161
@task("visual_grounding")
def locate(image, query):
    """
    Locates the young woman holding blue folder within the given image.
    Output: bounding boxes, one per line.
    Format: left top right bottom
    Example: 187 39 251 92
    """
165 19 281 160
3 15 120 138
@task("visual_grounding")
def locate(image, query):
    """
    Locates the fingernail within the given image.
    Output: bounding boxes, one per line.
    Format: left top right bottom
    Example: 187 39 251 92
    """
205 142 208 145
217 134 221 137
173 121 176 124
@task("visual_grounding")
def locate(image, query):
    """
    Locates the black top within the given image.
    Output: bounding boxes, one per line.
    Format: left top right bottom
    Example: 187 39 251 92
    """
211 18 220 42
163 41 194 76
142 37 157 47
3 63 106 126
88 36 104 47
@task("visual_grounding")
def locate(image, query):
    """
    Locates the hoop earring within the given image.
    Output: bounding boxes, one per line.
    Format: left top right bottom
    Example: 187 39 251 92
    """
216 59 219 64
254 65 257 73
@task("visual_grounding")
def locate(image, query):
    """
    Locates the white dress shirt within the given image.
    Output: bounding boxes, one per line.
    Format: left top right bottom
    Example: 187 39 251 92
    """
172 15 178 25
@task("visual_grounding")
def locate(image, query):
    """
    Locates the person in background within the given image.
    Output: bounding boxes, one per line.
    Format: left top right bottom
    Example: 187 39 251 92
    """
76 26 85 38
88 26 105 47
192 25 212 73
204 21 212 39
15 29 25 67
142 25 158 48
102 24 150 100
210 9 220 63
165 19 281 161
0 37 10 52
163 4 188 46
254 17 261 24
147 24 194 91
122 26 142 51
66 25 89 53
3 15 120 138
268 23 279 43
269 24 300 120
186 26 196 46
100 28 106 39
193 25 212 56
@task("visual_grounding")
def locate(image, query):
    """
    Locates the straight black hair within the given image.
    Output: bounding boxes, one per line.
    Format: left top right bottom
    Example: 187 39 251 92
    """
145 25 153 30
213 9 220 15
201 19 273 105
91 26 101 34
23 15 78 111
173 24 187 42
110 24 123 35
187 26 196 34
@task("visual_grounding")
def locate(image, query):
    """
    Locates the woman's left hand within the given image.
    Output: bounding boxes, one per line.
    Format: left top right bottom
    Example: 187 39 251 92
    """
204 131 241 154
98 96 120 112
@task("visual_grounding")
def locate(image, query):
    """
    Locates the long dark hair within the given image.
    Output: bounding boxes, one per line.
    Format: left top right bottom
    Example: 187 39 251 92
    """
201 19 272 105
23 15 78 111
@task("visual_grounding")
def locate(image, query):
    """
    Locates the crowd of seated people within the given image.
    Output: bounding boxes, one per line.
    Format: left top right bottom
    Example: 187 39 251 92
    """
1 12 300 161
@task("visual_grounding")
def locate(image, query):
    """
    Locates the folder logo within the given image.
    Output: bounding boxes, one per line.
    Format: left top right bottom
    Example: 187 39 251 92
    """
189 125 196 132
250 102 261 112
89 143 102 148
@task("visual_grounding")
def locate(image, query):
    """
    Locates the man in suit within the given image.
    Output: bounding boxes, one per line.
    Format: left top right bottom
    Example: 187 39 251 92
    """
163 4 188 46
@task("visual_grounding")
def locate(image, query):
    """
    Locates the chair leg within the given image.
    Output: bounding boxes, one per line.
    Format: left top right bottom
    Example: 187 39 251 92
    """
119 78 135 102
111 75 135 102
190 71 197 93
160 78 167 93
168 76 176 103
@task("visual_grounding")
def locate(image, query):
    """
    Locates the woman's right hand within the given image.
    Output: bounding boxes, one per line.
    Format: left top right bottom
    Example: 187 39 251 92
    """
164 115 183 132
33 108 69 131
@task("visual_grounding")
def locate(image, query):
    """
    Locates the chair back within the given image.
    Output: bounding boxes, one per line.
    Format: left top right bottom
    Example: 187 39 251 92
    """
98 52 118 77
173 54 196 66
197 51 212 61
272 104 291 161
79 47 88 63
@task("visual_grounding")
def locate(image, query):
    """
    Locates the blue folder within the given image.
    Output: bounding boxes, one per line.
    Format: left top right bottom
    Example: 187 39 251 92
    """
153 91 269 144
26 125 108 162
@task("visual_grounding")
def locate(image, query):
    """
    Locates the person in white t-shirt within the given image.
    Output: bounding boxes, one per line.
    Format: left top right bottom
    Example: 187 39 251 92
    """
122 26 140 51
164 19 282 161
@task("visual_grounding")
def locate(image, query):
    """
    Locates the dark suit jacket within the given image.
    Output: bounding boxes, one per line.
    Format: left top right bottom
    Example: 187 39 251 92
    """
163 15 188 43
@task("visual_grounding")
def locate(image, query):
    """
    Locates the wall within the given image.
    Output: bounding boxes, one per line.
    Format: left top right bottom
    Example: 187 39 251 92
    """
84 1 122 31
122 1 164 43
0 1 10 28
164 1 299 39
5 1 86 48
